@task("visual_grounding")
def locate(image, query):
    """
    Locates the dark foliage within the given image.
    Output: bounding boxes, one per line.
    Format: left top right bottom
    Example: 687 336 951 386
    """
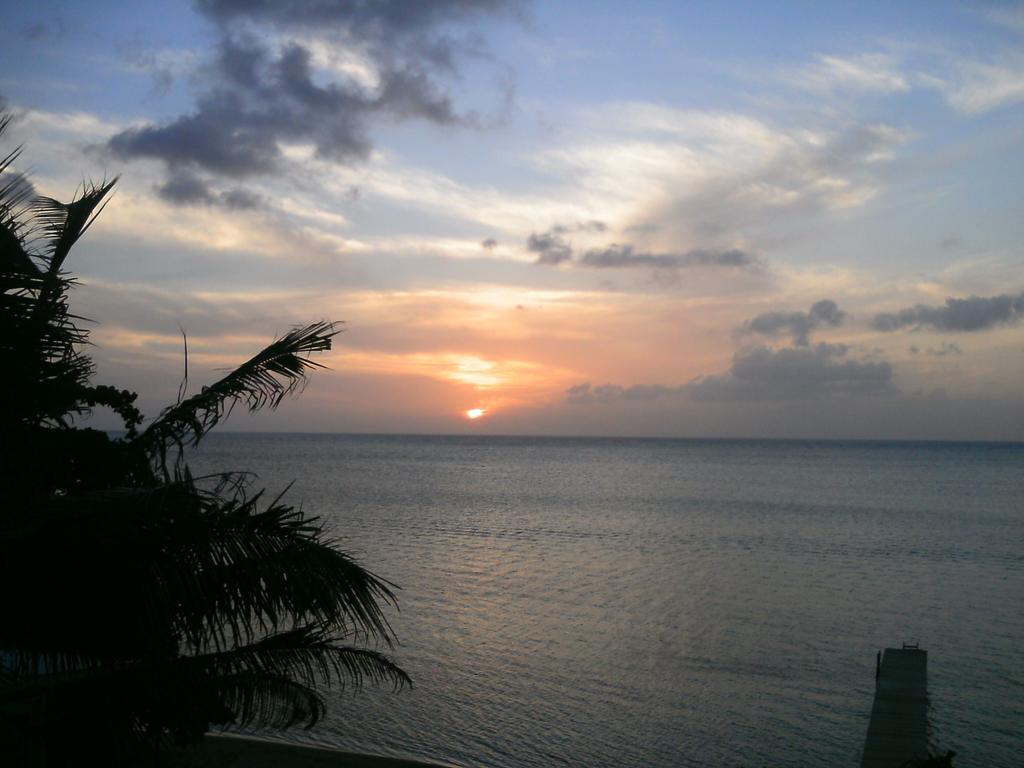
0 115 409 766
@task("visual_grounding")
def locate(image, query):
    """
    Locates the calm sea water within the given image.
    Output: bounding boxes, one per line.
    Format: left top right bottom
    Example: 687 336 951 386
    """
190 434 1023 767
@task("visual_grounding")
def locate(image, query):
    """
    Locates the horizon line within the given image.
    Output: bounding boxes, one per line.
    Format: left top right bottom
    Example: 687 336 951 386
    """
163 430 1024 447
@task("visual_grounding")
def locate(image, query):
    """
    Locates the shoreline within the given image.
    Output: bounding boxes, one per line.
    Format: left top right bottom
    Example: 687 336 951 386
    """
179 733 458 768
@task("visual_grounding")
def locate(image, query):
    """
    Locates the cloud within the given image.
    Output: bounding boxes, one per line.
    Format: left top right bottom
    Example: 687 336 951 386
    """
565 382 683 404
742 299 846 346
792 46 1024 116
579 244 759 270
220 187 264 210
524 221 608 264
793 53 909 94
526 221 759 272
985 6 1024 33
155 168 264 209
194 0 522 30
550 109 910 243
526 228 573 265
687 344 893 401
567 343 893 405
155 168 217 205
872 292 1024 332
481 237 498 250
116 38 199 96
107 1 520 201
108 38 462 171
927 54 1024 114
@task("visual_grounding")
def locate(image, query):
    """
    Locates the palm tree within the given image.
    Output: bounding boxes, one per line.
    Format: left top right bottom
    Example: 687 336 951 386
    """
0 115 409 766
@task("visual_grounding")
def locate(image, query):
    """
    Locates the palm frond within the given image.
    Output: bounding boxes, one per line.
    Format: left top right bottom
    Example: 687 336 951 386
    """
0 477 400 671
0 116 42 290
204 627 411 729
0 137 112 429
148 479 400 652
0 149 40 277
2 629 409 742
138 321 340 468
214 673 326 729
28 178 117 277
0 114 28 216
214 627 410 691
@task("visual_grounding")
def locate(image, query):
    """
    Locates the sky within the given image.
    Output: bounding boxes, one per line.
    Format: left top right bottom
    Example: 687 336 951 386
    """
2 0 1023 440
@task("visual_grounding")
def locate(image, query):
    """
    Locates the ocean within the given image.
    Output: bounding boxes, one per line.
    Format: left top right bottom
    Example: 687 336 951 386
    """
189 434 1023 767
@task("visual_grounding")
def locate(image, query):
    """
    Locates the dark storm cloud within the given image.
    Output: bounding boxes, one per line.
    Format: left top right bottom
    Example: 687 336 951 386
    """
871 292 1024 332
155 168 264 209
742 299 846 346
568 343 893 405
107 0 521 202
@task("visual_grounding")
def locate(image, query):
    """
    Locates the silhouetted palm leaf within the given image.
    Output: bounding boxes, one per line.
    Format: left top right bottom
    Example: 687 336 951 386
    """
0 135 40 278
2 476 400 673
0 143 116 430
158 627 410 730
139 321 340 471
214 673 326 730
29 179 117 277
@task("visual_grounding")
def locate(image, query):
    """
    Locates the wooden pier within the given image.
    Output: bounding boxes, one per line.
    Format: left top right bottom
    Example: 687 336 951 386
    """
859 646 929 768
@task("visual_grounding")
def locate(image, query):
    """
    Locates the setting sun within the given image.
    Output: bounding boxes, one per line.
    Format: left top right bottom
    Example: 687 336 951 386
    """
466 408 486 420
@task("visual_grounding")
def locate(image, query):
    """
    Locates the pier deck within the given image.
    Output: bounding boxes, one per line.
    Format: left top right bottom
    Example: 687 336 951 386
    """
859 647 929 768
